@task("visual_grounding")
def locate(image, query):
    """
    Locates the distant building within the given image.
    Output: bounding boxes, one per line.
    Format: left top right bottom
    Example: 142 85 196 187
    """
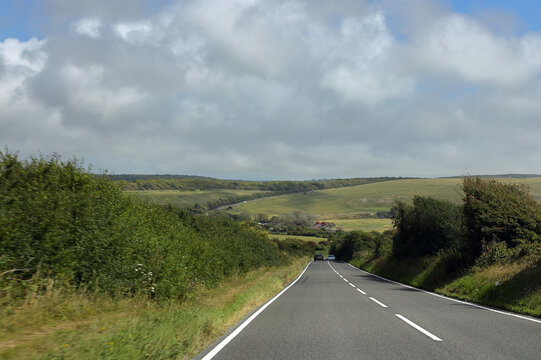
314 221 335 230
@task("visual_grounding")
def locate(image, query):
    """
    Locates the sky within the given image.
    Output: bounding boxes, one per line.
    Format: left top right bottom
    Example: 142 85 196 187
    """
1 0 540 180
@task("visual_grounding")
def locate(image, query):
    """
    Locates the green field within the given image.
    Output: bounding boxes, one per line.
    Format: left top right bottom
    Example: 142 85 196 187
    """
327 218 393 232
130 178 541 232
129 189 266 209
228 178 463 216
227 178 541 231
268 234 328 242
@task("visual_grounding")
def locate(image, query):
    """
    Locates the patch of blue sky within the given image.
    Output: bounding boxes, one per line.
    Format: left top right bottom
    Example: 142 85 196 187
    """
450 0 541 33
0 0 45 41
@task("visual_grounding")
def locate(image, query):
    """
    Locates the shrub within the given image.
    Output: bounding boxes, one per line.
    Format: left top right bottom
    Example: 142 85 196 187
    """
0 151 280 300
331 230 393 261
392 196 464 258
463 177 541 258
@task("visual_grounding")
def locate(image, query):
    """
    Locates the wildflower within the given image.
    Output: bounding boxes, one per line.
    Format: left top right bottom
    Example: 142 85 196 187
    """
109 342 114 345
63 344 69 348
99 327 105 331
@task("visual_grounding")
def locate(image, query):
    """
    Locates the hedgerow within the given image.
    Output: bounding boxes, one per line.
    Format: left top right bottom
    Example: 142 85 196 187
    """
0 151 279 300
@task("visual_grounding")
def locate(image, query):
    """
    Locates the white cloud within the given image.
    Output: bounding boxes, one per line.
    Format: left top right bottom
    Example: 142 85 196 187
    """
113 21 153 43
413 15 541 86
1 0 541 178
319 13 414 104
0 38 47 72
71 17 102 38
0 38 47 106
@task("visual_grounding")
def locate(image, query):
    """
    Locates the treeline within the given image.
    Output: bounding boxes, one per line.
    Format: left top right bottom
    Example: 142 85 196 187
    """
0 152 280 301
332 177 541 269
110 174 215 181
331 230 394 262
117 176 406 192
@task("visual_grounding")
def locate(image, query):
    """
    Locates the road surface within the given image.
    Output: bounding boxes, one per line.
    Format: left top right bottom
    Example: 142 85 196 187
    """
196 261 541 359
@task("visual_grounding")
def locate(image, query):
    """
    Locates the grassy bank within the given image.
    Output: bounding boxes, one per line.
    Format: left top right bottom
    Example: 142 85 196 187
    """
350 255 541 317
0 257 309 359
326 218 393 232
268 234 327 242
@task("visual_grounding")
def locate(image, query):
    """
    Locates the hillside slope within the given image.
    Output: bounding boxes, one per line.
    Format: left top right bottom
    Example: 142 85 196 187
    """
228 178 541 218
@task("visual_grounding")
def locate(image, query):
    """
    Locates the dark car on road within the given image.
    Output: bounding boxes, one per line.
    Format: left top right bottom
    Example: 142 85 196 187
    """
314 253 324 261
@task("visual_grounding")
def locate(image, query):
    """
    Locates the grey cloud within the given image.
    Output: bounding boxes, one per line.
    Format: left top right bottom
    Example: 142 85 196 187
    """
1 0 541 179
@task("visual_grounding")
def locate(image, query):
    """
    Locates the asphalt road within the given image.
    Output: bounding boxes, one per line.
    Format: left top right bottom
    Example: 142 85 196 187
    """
195 261 541 360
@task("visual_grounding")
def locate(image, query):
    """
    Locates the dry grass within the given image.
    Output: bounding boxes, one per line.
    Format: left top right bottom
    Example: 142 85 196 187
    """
0 258 308 359
267 234 328 242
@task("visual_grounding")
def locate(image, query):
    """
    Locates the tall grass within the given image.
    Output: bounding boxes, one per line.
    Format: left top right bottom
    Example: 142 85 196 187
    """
0 257 309 359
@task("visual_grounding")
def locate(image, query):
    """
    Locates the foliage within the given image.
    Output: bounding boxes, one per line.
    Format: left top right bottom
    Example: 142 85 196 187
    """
391 196 464 258
270 238 318 259
463 176 541 257
0 151 279 301
330 230 393 262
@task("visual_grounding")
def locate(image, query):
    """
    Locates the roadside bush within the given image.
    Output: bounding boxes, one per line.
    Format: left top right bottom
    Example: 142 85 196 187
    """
392 196 464 258
463 177 541 258
271 238 317 258
331 230 392 262
0 151 279 301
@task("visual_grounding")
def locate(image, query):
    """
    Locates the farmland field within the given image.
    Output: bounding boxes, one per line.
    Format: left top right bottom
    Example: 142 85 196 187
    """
227 178 541 231
129 189 267 209
326 218 393 232
267 234 328 242
227 178 464 216
130 178 541 232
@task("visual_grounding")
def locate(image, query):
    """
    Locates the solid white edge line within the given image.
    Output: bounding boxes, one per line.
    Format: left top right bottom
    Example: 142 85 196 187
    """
369 297 388 308
395 314 443 341
201 261 312 360
356 288 367 295
347 263 541 324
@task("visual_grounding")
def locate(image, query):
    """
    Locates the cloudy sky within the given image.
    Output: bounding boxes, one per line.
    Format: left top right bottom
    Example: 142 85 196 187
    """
1 0 540 179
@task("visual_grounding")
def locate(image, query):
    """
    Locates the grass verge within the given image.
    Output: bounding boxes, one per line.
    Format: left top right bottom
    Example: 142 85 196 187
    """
268 234 328 242
0 257 309 359
350 255 541 318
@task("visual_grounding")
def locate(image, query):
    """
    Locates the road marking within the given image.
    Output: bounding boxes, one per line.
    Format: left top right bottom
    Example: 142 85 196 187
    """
346 263 541 324
201 261 312 360
369 297 388 308
356 288 366 295
343 278 349 282
349 283 356 288
395 314 443 341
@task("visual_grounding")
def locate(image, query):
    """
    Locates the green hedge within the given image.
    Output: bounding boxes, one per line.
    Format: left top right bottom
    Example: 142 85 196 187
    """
0 152 279 299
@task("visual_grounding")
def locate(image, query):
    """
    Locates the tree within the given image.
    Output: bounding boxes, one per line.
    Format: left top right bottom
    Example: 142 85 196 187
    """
462 177 541 257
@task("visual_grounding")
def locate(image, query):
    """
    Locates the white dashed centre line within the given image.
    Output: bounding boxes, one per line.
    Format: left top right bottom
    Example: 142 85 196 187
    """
356 288 366 295
369 297 388 308
349 283 356 288
395 314 442 341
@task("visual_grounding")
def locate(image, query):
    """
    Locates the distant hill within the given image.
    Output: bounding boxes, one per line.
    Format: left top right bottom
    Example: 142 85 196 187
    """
107 174 216 181
442 174 541 179
114 176 409 192
228 177 541 218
